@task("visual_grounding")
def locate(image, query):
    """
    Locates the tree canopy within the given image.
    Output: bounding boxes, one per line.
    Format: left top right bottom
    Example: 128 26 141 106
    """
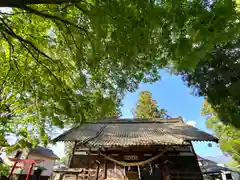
0 0 240 147
134 91 169 118
201 100 240 169
0 0 79 7
181 40 240 129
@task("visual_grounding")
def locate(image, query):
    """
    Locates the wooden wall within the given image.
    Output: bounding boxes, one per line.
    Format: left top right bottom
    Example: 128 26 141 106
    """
68 146 204 180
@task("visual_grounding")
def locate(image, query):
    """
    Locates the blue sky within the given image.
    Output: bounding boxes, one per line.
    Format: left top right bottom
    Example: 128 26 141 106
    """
52 70 223 158
120 70 223 157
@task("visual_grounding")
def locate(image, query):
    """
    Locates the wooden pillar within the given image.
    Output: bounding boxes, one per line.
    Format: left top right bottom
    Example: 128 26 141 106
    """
103 159 107 179
137 166 141 179
95 161 100 180
153 163 156 178
68 141 77 168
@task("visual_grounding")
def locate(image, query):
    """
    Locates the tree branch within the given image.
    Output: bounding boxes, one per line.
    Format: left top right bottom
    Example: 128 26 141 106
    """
0 31 23 82
0 32 12 83
74 4 88 14
63 23 86 69
18 5 88 34
0 18 56 64
60 4 73 11
0 18 76 106
0 18 64 90
52 21 78 85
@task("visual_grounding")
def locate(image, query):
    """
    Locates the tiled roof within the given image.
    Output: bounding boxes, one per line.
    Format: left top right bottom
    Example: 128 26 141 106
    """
7 141 59 159
53 117 218 147
29 146 59 159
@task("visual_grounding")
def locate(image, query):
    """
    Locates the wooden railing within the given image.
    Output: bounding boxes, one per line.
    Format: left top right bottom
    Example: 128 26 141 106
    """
53 169 204 180
53 168 97 180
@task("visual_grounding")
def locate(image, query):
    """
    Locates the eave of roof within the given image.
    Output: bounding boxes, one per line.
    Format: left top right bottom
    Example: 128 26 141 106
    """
52 117 218 147
12 141 59 159
29 147 59 160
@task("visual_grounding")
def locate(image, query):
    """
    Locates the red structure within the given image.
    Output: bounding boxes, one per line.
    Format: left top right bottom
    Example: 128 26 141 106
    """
8 158 36 180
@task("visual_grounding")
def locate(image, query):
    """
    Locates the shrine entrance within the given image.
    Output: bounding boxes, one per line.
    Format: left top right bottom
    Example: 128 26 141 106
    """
122 164 164 180
125 166 139 180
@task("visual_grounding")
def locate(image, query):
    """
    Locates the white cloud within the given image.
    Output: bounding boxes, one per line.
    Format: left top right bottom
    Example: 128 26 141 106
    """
186 121 196 127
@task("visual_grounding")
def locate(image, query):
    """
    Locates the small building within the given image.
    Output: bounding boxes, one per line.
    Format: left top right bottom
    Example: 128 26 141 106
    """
53 117 218 180
197 156 240 180
5 143 59 180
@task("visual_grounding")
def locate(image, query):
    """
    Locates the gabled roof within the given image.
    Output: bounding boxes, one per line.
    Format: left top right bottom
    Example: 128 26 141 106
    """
53 117 218 147
8 141 59 159
29 146 59 159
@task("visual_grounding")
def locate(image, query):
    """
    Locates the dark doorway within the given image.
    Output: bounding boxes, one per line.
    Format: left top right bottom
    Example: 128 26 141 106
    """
125 166 139 180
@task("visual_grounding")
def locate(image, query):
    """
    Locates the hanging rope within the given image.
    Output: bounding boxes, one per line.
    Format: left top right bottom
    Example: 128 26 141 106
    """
100 151 166 167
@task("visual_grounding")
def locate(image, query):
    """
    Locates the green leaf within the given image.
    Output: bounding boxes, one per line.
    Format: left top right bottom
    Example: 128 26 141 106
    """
0 0 239 147
201 100 240 168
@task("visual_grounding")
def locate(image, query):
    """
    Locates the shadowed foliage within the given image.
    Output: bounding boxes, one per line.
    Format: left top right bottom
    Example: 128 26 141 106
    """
181 41 240 128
